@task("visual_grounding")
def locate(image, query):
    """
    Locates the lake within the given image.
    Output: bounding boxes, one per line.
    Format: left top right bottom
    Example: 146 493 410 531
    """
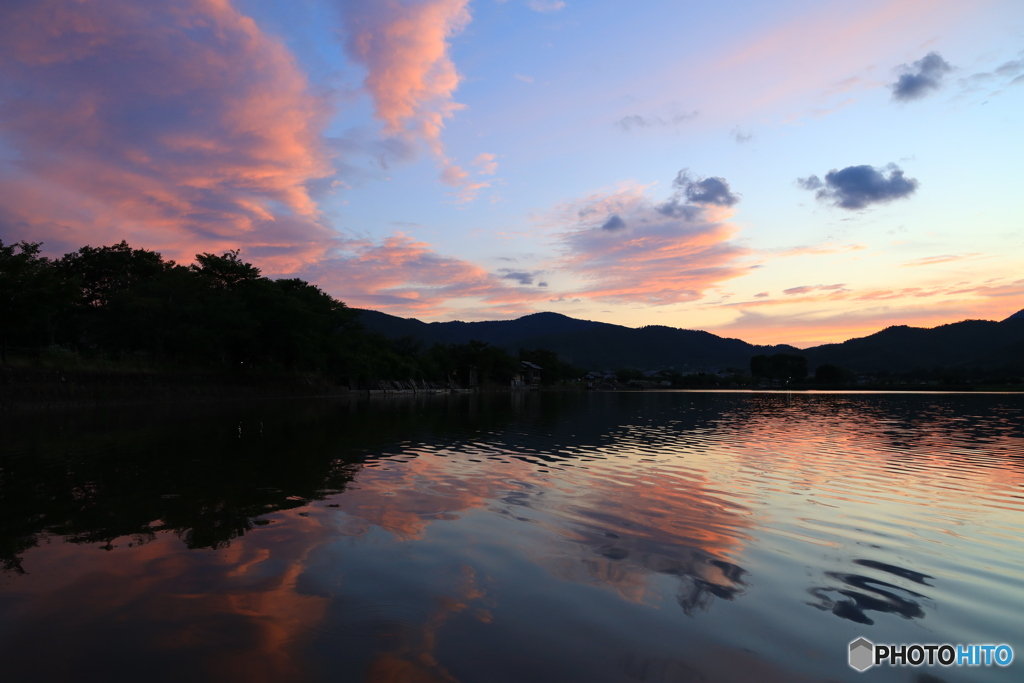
1 391 1021 682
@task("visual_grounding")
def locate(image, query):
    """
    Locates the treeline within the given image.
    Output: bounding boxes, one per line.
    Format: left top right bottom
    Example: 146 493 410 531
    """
749 352 1021 387
0 240 579 388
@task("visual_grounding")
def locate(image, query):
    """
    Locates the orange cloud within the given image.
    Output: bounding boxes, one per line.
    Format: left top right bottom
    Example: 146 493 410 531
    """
308 233 547 317
555 185 750 304
902 253 985 267
0 0 334 272
340 0 475 188
713 293 1024 347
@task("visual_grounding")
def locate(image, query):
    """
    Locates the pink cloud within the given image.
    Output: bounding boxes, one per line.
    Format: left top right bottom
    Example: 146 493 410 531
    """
472 153 499 175
783 283 848 295
555 185 750 304
902 253 984 267
0 0 334 272
339 0 474 187
713 276 1024 346
306 234 546 317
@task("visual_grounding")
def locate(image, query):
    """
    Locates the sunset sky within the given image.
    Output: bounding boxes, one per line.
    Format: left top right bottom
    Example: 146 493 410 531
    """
1 0 1022 346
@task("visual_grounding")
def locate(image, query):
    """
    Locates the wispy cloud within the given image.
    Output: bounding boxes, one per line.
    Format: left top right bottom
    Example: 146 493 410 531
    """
528 0 566 12
308 233 546 317
783 283 848 295
616 111 698 132
902 253 983 267
472 153 499 175
338 0 478 190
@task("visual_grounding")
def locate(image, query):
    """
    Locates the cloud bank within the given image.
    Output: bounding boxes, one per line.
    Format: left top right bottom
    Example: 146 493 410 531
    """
307 234 544 316
558 174 749 304
798 164 918 210
0 0 334 270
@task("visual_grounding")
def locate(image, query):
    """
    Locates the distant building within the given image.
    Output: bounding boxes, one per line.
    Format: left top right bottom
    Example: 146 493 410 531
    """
513 361 542 387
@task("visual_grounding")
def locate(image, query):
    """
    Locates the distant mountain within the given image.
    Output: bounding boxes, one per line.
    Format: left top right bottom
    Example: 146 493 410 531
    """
354 310 798 371
355 308 1024 374
801 317 1024 372
353 310 612 347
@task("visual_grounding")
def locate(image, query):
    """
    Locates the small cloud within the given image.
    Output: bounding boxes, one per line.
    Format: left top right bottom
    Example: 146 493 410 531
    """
528 0 566 12
440 164 469 186
754 292 769 298
538 281 548 287
655 169 739 218
730 127 753 144
892 52 953 101
799 164 918 210
514 73 534 83
472 152 498 175
903 253 982 267
783 283 847 296
674 170 739 207
616 110 698 131
995 59 1024 77
499 269 537 285
601 214 626 231
796 175 823 191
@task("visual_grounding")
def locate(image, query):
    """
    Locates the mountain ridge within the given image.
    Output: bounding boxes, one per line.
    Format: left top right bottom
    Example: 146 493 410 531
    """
354 308 1024 373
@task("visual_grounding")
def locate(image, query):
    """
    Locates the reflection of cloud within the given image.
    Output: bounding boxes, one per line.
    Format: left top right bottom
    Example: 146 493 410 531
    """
0 0 333 271
363 564 488 683
540 470 751 608
0 513 331 682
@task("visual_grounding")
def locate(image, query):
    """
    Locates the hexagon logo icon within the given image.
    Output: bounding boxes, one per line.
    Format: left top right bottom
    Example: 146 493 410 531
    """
849 637 874 672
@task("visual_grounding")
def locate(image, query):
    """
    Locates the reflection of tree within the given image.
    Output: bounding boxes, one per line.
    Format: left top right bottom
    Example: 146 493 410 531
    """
0 396 480 572
808 559 933 625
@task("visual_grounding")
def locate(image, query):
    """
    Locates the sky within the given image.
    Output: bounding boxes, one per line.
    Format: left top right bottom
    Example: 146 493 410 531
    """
1 0 1022 347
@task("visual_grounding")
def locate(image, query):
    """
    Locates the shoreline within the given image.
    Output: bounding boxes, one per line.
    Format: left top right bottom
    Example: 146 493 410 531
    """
3 368 1021 412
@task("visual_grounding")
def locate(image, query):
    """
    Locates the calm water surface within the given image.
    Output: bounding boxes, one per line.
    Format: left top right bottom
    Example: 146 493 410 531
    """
1 391 1022 682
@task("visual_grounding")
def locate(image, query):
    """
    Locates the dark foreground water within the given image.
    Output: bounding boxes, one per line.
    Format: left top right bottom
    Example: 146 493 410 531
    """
1 391 1022 683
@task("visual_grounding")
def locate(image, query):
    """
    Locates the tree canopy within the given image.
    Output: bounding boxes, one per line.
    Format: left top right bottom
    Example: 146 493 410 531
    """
0 240 559 388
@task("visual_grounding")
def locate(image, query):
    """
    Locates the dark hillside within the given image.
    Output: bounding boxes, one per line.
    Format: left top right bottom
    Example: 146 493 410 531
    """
802 318 1024 372
353 310 613 347
355 311 799 370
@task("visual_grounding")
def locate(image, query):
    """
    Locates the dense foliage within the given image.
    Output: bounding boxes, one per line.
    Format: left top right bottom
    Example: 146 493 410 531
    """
750 353 808 381
0 240 547 388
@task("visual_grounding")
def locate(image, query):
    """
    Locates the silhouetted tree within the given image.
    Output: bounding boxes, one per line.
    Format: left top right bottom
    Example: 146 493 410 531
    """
815 364 846 384
750 353 807 381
